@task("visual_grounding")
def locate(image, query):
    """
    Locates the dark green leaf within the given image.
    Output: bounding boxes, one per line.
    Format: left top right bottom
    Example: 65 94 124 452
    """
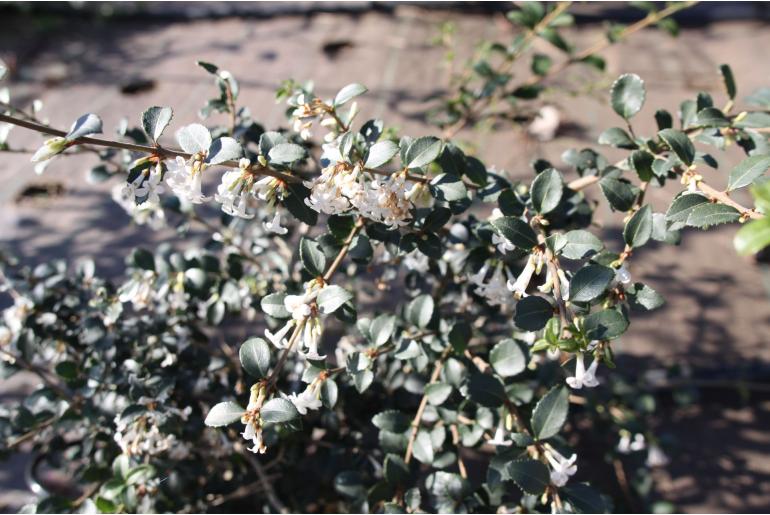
569 264 614 303
531 168 564 214
583 309 629 340
405 137 443 169
507 460 550 495
406 294 434 328
317 285 353 314
261 398 299 425
365 140 399 168
623 205 653 247
685 203 740 228
239 338 271 378
610 73 645 119
268 142 307 165
490 339 527 377
141 106 173 143
658 128 695 166
373 410 410 433
300 238 326 276
727 154 770 191
719 63 736 100
491 216 538 249
204 401 244 427
515 296 553 331
598 127 637 149
468 373 506 408
557 230 603 260
531 385 569 440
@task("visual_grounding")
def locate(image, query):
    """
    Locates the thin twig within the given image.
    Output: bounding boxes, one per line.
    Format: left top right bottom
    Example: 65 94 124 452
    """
404 348 451 464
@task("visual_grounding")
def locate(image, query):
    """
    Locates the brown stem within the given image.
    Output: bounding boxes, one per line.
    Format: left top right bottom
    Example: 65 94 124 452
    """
404 348 451 464
523 1 698 88
0 113 298 184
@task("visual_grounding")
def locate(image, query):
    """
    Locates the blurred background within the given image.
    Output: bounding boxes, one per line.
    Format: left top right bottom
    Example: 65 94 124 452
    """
1 1 770 512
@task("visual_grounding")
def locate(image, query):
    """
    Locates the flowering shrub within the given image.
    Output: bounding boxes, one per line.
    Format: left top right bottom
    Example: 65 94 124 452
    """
1 3 769 513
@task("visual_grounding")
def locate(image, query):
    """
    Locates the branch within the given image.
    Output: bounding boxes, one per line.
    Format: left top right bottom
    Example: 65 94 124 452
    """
0 113 299 184
404 348 451 464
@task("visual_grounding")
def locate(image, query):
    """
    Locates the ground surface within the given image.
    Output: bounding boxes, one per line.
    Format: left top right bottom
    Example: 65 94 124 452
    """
1 3 769 513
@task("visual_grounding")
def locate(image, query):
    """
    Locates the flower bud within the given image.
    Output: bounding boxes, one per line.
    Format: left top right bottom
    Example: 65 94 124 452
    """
30 137 68 163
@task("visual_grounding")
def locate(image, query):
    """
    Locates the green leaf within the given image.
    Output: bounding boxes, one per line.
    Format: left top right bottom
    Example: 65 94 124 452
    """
530 168 564 214
694 107 730 128
132 248 155 271
735 218 770 255
562 483 608 513
261 398 299 425
412 431 434 464
430 174 468 202
727 154 770 191
384 454 410 485
204 401 245 427
557 230 603 260
196 60 219 74
448 321 472 353
658 128 695 166
261 293 290 319
405 136 443 169
665 193 709 229
176 123 211 154
598 127 637 149
406 294 434 328
334 83 367 107
628 283 665 311
239 338 271 378
425 383 453 405
630 149 654 182
489 339 527 377
299 238 326 276
582 309 629 340
467 373 506 408
623 205 653 247
531 385 569 440
373 410 410 433
141 106 173 143
610 73 645 119
370 314 396 347
491 216 538 249
317 285 353 314
65 113 103 141
569 264 615 303
685 203 740 228
507 460 551 495
365 140 399 168
719 63 736 100
599 176 637 212
531 53 552 76
206 137 242 165
268 142 307 165
55 361 77 380
514 296 553 331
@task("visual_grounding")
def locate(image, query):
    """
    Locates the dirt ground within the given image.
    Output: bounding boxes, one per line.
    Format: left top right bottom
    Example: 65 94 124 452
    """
1 3 769 512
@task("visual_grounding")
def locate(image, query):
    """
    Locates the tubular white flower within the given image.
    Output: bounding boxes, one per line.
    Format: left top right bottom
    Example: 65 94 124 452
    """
289 382 323 415
487 420 512 447
544 444 578 487
507 253 538 297
566 353 600 389
165 156 210 204
215 159 255 219
264 321 293 349
646 444 669 467
618 432 646 454
263 212 288 235
492 233 515 254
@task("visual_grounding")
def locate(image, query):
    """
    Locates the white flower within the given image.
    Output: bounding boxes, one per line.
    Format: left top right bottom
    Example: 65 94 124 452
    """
111 184 166 229
615 264 631 285
300 316 325 360
403 250 429 274
263 212 288 235
507 253 541 297
241 388 266 454
254 176 284 205
646 444 669 467
617 433 646 454
492 233 515 254
529 105 560 142
31 137 68 163
566 353 600 389
487 420 512 447
284 294 313 321
118 271 155 309
3 296 33 334
215 159 255 219
264 321 293 349
539 266 570 301
469 263 513 307
165 156 210 204
123 162 165 206
545 444 577 487
288 383 323 415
